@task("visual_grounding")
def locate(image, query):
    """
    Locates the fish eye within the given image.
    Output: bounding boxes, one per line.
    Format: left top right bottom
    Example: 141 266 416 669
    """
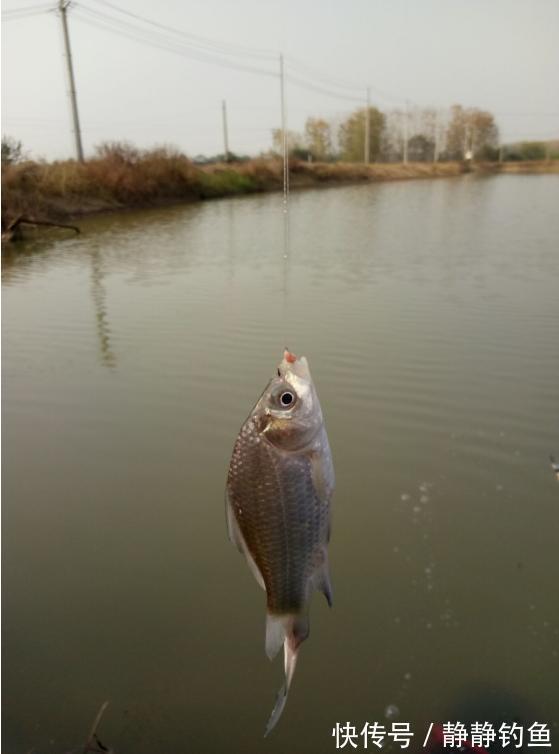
280 391 295 408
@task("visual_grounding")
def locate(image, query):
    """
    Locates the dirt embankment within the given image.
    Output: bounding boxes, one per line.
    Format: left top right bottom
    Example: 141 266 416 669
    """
2 152 557 238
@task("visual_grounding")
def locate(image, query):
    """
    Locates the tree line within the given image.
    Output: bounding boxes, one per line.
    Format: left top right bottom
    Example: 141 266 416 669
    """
272 104 502 162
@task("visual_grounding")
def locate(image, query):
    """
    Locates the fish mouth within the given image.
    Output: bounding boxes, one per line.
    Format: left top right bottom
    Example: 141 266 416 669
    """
280 349 311 381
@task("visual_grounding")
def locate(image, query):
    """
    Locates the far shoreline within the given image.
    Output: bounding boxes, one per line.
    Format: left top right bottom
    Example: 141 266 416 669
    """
2 157 557 242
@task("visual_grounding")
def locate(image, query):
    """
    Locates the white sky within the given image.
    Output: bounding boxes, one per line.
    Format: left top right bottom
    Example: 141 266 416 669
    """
2 0 558 160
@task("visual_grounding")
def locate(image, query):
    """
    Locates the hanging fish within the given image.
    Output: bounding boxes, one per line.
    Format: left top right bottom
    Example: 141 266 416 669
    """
226 349 335 735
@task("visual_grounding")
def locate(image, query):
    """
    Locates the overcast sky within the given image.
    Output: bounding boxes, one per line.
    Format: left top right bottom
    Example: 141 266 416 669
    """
2 0 558 160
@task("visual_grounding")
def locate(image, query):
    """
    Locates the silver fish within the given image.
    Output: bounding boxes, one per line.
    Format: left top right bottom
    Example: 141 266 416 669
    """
226 349 335 735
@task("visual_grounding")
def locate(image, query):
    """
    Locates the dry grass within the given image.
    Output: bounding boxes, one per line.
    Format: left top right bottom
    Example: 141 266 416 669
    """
291 160 465 183
482 160 559 174
2 145 201 223
4 147 552 230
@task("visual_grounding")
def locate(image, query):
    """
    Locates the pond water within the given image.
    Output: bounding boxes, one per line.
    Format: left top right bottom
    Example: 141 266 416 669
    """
3 174 559 753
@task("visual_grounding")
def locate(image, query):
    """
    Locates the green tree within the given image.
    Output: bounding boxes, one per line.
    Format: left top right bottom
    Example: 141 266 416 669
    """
338 107 385 162
408 134 435 162
304 118 332 160
518 142 547 160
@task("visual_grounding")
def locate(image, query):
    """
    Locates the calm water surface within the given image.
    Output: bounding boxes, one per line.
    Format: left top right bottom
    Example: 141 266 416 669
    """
3 175 559 753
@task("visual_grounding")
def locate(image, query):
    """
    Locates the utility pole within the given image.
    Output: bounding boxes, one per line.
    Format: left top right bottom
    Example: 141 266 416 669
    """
364 87 370 164
59 0 84 162
433 109 440 163
221 99 229 161
403 101 409 164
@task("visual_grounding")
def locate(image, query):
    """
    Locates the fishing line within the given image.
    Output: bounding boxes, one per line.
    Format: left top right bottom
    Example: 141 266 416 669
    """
279 53 290 343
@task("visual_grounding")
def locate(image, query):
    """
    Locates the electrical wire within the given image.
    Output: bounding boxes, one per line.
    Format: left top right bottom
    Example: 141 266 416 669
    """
4 0 557 147
83 0 408 105
285 55 408 104
72 5 279 78
88 0 278 60
2 3 54 20
285 74 366 104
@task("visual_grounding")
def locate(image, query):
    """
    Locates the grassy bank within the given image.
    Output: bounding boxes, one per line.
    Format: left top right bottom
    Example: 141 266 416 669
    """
2 147 557 232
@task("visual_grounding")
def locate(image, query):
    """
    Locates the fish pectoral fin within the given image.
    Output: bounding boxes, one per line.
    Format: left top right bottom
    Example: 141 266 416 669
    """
225 491 244 553
226 491 266 591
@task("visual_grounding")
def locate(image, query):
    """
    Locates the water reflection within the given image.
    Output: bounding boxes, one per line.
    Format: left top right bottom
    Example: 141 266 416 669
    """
89 248 116 369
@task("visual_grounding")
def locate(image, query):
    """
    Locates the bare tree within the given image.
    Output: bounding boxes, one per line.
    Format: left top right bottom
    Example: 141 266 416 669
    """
446 105 498 160
304 118 333 161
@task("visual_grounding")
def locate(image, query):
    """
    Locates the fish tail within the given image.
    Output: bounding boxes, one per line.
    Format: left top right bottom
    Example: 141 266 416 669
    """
264 614 308 737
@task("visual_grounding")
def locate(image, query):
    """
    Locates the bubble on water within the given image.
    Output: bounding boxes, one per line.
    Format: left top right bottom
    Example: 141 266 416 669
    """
384 704 400 720
530 604 536 611
427 583 433 591
440 609 453 625
394 616 401 624
426 622 433 630
496 484 503 492
401 493 411 502
420 495 429 504
413 505 421 513
393 546 400 553
403 672 412 681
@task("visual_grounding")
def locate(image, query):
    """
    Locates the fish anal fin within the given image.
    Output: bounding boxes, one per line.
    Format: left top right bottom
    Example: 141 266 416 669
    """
265 613 286 660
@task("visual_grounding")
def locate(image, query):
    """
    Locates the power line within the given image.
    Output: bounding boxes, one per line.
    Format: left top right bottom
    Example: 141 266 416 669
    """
285 56 408 104
2 3 54 20
285 56 365 93
83 1 408 105
285 74 364 104
72 5 279 78
88 0 277 60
